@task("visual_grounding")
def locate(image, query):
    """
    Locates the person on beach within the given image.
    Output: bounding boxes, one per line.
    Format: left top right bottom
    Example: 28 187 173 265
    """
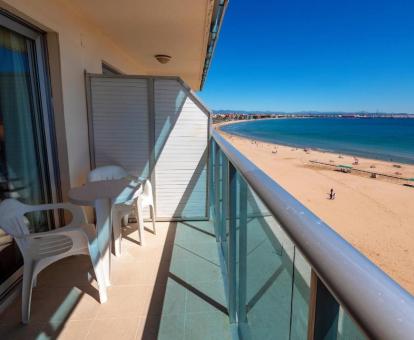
329 188 336 200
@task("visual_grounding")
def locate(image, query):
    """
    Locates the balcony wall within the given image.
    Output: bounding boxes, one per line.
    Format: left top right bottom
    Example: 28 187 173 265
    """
1 0 217 196
1 0 146 195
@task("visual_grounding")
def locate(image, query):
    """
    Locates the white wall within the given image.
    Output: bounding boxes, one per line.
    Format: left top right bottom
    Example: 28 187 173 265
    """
0 0 146 187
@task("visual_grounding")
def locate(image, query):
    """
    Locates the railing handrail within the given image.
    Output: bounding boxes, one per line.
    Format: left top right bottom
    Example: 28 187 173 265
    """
211 127 414 339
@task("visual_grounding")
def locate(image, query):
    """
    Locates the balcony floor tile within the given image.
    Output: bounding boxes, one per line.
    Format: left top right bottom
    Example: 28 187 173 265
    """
0 221 232 340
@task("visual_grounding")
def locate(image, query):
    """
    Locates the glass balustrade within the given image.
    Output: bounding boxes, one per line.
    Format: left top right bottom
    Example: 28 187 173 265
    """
209 138 367 339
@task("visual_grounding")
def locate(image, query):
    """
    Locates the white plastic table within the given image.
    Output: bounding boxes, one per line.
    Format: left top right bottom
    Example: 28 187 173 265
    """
68 177 142 287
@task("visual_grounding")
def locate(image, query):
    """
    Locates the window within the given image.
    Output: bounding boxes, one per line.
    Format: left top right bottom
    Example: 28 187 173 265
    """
0 12 58 298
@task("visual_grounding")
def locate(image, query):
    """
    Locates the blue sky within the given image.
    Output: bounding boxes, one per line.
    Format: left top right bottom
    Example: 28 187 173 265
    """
199 0 414 114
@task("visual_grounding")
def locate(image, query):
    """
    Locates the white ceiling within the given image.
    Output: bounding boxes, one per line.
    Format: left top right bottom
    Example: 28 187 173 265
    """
66 0 215 90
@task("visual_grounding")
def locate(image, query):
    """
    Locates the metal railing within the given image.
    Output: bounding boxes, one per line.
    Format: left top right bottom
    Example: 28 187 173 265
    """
210 127 414 340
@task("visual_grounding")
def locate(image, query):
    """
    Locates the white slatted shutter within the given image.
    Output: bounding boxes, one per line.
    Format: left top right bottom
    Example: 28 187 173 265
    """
89 77 149 178
154 79 208 219
88 75 208 220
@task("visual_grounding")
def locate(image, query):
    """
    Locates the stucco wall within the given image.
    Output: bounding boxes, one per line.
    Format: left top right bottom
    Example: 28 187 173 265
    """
1 0 145 188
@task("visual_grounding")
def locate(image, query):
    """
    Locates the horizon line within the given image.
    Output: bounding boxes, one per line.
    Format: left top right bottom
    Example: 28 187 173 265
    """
212 110 414 115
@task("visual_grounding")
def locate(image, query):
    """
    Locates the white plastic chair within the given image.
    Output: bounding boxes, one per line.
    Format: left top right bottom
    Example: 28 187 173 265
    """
141 179 156 235
88 165 155 254
116 179 156 248
87 165 129 182
0 199 107 324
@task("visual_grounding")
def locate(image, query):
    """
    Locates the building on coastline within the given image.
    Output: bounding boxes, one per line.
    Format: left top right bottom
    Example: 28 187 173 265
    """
212 111 414 123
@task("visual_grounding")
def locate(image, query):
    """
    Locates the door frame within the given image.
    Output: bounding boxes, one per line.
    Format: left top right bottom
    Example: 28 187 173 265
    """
0 11 61 299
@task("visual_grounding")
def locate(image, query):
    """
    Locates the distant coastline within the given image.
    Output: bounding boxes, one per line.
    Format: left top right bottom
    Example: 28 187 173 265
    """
212 111 414 124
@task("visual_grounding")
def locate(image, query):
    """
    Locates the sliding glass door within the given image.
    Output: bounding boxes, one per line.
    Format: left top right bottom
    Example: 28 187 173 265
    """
0 14 58 297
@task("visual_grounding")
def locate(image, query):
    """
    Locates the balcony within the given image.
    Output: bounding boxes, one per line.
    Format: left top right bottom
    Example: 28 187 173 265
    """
1 75 414 340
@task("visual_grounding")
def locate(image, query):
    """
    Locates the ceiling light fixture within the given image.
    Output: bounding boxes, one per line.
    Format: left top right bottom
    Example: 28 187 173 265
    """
154 54 172 64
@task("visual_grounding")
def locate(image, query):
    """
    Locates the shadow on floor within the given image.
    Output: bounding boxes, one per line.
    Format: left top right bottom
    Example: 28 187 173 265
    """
143 220 232 340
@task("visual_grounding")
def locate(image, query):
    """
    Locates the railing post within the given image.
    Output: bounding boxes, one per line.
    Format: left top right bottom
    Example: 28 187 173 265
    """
228 162 237 323
220 155 229 245
238 175 248 323
308 270 339 340
214 144 221 242
209 139 215 221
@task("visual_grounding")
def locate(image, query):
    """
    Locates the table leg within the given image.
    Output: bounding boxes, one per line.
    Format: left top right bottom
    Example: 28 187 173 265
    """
95 198 112 287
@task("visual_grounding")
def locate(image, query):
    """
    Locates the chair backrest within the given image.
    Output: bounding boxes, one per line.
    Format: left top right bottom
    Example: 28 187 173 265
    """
142 179 154 203
0 199 31 238
88 165 129 182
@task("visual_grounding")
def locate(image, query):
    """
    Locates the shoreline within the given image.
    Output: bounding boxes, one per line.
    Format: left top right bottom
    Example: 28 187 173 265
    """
216 122 414 184
215 124 414 294
217 119 414 166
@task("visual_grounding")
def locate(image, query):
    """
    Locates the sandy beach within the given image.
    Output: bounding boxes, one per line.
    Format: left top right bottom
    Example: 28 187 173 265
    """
217 123 414 294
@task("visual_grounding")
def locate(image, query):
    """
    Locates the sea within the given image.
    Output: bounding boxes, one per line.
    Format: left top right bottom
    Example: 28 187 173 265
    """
220 118 414 164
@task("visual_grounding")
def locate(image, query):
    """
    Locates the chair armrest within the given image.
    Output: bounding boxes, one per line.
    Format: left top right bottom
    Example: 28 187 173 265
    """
26 203 87 226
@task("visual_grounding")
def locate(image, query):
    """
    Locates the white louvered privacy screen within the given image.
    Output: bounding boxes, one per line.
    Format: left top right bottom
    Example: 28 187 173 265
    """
86 75 209 220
